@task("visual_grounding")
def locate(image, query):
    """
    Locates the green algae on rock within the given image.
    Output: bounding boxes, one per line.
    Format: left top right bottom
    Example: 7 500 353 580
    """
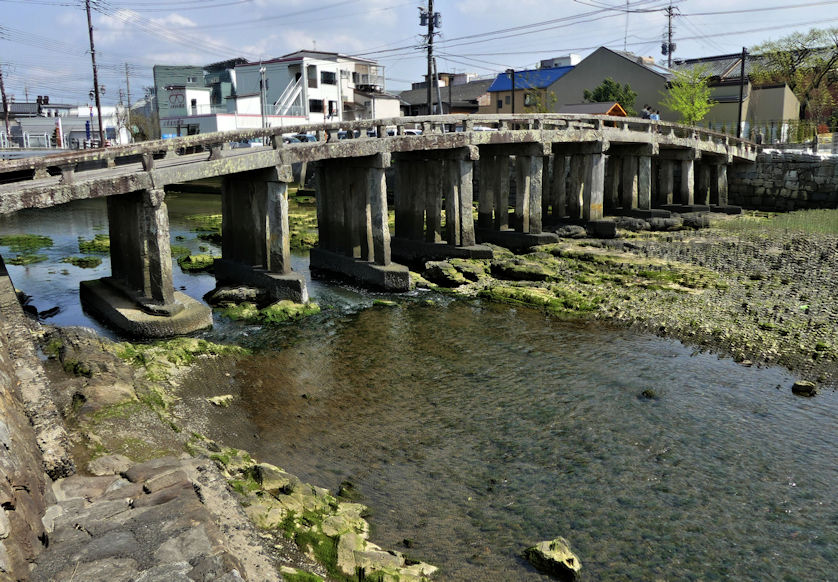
78 234 110 253
177 253 215 272
61 256 103 268
0 233 53 253
187 436 437 582
219 300 320 325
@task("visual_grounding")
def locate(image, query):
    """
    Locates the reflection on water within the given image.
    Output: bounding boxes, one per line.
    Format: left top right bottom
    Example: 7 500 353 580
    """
191 302 837 581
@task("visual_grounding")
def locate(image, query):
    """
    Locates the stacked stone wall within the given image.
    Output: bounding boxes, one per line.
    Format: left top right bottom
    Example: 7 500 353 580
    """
0 259 50 580
729 152 838 210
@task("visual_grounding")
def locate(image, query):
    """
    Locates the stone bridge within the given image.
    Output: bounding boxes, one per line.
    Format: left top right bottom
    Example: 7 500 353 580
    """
0 113 758 336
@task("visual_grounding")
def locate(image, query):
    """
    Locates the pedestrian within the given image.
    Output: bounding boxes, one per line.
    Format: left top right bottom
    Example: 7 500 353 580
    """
641 105 651 119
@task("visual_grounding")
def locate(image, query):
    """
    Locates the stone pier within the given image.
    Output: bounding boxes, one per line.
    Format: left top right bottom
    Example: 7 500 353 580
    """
80 188 212 337
391 147 492 262
310 153 410 290
477 144 558 250
216 165 308 302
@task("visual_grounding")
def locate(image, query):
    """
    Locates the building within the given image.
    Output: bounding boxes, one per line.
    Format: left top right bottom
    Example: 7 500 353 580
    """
154 51 399 137
671 53 800 139
398 75 494 116
480 66 575 114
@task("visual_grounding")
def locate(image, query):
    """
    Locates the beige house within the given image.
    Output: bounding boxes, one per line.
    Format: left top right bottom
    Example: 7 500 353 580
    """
671 53 800 139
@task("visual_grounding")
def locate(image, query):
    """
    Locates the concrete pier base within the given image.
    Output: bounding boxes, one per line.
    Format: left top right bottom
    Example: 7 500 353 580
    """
390 238 493 262
214 259 308 303
80 278 212 338
309 248 410 291
476 228 558 252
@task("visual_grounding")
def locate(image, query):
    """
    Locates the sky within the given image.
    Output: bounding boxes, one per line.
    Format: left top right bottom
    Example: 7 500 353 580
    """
1 0 838 107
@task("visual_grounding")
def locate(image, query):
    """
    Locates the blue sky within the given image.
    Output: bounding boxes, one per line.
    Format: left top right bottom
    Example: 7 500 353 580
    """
1 0 837 106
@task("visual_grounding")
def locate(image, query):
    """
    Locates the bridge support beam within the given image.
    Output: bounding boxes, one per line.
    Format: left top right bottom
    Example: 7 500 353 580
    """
476 144 557 250
680 158 695 205
658 160 675 205
391 147 491 262
216 165 308 303
80 188 212 338
713 162 729 206
311 153 410 290
604 156 620 213
545 154 568 221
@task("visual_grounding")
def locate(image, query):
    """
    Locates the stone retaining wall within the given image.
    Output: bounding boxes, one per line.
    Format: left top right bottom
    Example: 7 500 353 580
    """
0 259 52 580
729 152 838 210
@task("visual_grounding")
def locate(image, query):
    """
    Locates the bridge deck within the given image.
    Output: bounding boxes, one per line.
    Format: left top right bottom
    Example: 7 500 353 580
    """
0 114 757 215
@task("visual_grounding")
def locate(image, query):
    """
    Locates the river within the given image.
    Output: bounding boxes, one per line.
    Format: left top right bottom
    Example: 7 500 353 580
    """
2 195 835 580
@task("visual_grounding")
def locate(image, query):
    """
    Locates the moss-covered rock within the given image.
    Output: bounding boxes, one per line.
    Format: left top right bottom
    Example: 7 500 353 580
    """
219 300 320 325
177 253 215 273
423 261 469 287
61 256 102 268
524 537 581 581
78 234 110 254
0 234 53 253
490 257 552 281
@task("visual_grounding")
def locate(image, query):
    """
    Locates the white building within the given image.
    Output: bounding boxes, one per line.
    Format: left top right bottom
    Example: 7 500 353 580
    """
157 50 400 137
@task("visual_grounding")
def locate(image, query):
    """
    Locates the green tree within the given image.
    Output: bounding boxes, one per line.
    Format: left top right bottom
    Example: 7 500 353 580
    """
751 27 838 121
129 110 160 142
661 66 715 125
583 78 637 115
524 89 558 113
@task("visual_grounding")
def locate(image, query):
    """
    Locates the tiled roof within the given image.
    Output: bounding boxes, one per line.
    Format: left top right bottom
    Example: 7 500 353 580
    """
487 66 574 92
398 79 493 107
610 49 674 77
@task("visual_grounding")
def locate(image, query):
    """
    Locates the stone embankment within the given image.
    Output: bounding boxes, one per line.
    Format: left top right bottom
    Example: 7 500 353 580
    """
0 256 437 582
729 151 838 210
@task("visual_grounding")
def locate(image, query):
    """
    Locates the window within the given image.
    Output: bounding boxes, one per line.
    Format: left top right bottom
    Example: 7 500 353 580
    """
309 99 324 113
497 99 503 110
505 95 511 105
307 65 318 88
321 70 337 85
186 76 197 83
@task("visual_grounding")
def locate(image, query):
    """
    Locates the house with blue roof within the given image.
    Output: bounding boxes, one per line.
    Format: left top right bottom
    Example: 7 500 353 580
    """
480 47 676 119
481 66 575 114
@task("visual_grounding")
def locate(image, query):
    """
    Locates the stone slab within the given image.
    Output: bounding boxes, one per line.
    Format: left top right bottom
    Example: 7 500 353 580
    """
476 228 559 252
709 204 743 215
80 279 212 338
214 259 308 303
660 204 711 213
390 238 493 262
623 208 672 219
309 248 410 291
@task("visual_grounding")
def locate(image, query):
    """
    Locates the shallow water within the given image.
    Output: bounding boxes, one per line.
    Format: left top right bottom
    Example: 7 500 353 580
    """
192 301 837 581
3 197 836 580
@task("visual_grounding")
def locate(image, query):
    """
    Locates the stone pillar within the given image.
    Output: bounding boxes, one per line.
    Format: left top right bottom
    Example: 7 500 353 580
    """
267 172 291 275
605 156 620 213
696 163 711 205
659 160 675 205
425 161 444 243
621 156 638 210
367 154 391 265
567 154 585 220
107 188 174 306
477 154 495 229
715 164 729 206
514 154 543 233
583 152 606 221
638 155 652 210
550 154 568 219
680 158 695 205
446 158 477 246
494 154 510 230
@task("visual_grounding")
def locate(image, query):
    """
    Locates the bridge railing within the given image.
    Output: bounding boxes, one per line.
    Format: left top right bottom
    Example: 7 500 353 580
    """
0 114 757 186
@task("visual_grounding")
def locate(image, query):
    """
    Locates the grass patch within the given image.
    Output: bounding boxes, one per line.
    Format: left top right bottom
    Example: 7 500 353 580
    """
78 234 110 254
715 209 838 236
61 256 102 268
0 234 53 253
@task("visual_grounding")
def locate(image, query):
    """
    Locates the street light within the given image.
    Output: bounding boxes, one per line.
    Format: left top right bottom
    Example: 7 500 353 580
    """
506 68 515 115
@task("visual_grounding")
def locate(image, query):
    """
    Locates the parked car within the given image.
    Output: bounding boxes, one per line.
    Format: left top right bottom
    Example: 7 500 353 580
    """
336 130 361 140
283 136 301 144
294 133 317 142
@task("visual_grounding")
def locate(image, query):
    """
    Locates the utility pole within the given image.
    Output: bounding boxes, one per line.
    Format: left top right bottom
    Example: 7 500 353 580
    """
506 68 515 114
662 2 678 68
420 1 440 115
124 63 132 140
0 65 10 138
737 47 747 139
259 63 267 142
85 0 105 146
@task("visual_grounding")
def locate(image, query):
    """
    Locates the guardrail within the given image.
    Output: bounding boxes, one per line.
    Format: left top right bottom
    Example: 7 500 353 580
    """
0 114 758 185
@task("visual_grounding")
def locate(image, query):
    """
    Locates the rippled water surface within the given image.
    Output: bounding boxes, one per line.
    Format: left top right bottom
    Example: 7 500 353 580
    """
197 302 838 581
3 197 836 580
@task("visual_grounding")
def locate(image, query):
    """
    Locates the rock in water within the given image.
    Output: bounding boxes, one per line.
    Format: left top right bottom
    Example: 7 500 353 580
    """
524 537 581 581
791 380 818 397
207 394 234 407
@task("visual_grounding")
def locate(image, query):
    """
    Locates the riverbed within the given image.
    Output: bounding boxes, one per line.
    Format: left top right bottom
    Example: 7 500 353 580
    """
2 196 835 580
